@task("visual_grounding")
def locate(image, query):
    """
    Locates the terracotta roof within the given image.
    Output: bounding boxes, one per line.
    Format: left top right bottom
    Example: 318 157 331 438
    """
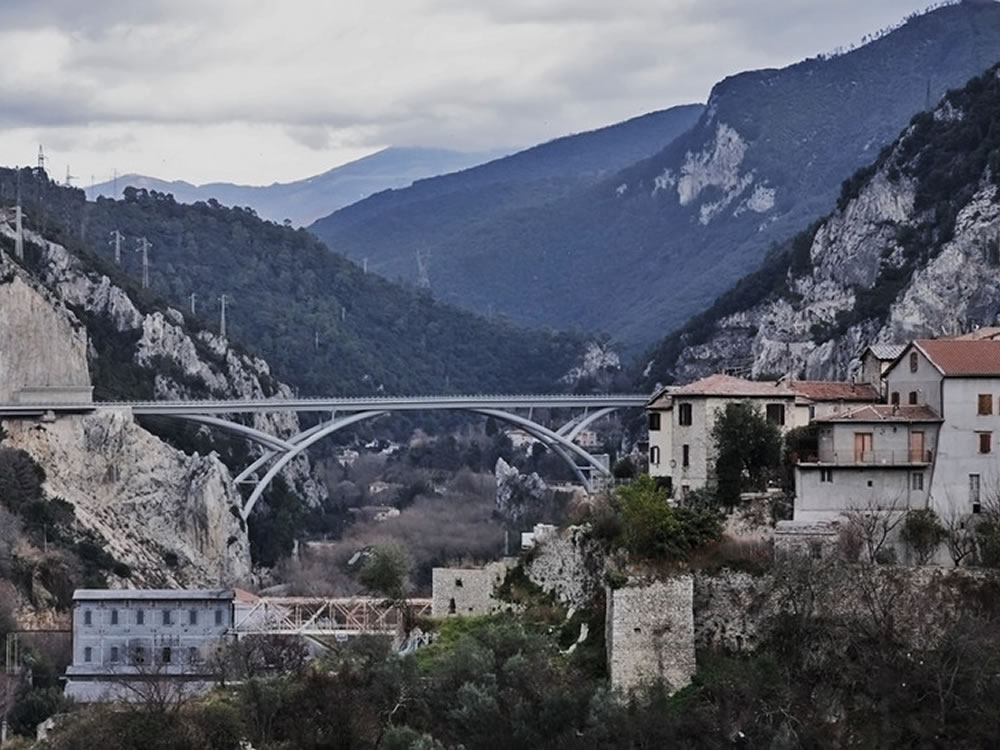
864 344 907 361
646 385 676 408
673 373 793 398
814 404 942 423
914 339 1000 376
786 380 879 402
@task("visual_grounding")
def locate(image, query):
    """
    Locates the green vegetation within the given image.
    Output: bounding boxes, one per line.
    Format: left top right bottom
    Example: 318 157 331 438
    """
901 508 947 565
711 402 783 507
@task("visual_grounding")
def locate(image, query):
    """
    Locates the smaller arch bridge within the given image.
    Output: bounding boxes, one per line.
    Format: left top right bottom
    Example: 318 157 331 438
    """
0 394 649 519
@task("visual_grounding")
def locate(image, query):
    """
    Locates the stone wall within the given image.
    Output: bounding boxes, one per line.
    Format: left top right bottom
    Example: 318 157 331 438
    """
525 525 605 608
606 576 695 694
431 560 515 617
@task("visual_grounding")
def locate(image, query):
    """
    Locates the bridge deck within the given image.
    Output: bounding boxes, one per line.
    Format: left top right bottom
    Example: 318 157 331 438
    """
0 393 650 417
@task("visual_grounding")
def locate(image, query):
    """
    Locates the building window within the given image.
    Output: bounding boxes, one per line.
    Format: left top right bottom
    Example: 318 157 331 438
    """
648 412 661 431
188 647 200 664
909 351 918 373
189 609 198 626
890 392 900 406
682 444 690 468
110 646 120 663
214 609 224 627
649 445 660 465
979 432 993 454
161 647 172 664
980 394 994 415
84 647 92 663
820 468 833 483
133 646 146 665
911 473 924 491
110 609 118 626
136 610 145 626
766 403 786 426
680 484 690 498
448 598 456 615
908 391 918 405
162 610 172 626
678 403 692 426
971 474 982 513
83 610 92 626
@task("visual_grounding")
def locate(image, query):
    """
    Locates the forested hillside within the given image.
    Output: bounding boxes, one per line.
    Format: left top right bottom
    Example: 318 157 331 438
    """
0 169 590 397
640 60 1000 387
313 0 1000 346
309 104 703 294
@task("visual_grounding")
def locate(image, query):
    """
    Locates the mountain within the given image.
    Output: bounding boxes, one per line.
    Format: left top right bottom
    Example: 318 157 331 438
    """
309 104 704 290
5 169 593 401
311 0 1000 346
85 147 505 227
639 60 1000 388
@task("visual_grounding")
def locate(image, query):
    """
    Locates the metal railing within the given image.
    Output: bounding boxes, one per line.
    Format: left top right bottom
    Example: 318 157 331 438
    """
798 449 933 466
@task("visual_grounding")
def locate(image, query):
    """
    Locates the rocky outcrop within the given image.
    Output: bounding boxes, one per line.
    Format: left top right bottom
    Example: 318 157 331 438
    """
4 412 251 586
662 66 1000 384
494 458 548 527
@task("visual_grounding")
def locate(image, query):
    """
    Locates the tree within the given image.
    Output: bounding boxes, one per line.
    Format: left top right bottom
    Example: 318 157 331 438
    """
358 543 415 635
711 402 782 507
900 508 946 564
840 497 906 564
614 475 721 560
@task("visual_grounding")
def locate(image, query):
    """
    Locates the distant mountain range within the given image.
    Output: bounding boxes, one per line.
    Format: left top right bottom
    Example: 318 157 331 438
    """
85 147 506 227
309 0 1000 348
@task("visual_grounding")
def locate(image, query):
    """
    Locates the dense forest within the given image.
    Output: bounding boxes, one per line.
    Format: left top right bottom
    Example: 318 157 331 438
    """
0 168 590 398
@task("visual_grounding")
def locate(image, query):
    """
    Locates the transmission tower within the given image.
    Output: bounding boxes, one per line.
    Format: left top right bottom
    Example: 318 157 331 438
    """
135 237 151 288
36 145 45 174
108 230 124 265
219 294 229 338
64 165 76 187
416 249 431 289
189 292 197 316
14 169 23 260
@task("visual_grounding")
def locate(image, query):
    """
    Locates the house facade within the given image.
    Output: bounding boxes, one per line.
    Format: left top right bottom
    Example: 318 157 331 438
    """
64 589 235 702
793 338 1000 530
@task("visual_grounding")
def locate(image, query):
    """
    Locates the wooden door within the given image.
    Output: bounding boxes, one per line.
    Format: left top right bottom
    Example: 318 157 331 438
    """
854 432 873 463
909 431 925 462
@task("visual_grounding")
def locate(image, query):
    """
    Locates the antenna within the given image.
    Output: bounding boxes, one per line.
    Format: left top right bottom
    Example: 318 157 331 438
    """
64 165 77 187
14 168 23 260
219 294 229 338
189 292 197 316
109 230 124 265
36 145 45 174
416 249 430 289
134 237 151 288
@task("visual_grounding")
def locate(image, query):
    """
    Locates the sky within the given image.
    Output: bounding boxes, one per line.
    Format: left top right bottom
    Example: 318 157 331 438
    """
0 0 942 187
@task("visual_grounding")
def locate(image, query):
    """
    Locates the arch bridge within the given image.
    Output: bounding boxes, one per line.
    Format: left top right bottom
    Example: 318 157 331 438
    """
0 394 649 519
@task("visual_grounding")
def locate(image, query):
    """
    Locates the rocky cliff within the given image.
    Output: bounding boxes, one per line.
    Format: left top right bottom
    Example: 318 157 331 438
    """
646 63 1000 384
0 217 327 585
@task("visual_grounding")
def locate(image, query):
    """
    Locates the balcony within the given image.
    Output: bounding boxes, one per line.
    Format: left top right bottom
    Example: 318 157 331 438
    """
797 449 933 467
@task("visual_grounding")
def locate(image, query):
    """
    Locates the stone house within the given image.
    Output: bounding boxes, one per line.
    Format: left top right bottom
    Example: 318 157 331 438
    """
858 344 907 398
64 589 235 702
647 374 876 497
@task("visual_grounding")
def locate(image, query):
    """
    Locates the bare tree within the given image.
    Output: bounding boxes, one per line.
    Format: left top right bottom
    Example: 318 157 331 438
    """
840 496 906 564
943 507 978 566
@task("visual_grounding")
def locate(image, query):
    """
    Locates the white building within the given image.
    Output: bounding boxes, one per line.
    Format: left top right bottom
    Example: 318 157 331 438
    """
64 589 235 702
794 338 1000 529
647 373 877 496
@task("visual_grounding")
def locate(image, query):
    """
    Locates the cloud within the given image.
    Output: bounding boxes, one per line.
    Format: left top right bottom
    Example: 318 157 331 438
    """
0 0 938 183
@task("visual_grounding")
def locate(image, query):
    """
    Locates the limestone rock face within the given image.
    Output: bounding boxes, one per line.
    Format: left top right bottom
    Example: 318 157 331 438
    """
0 266 89 401
4 412 251 586
494 458 548 527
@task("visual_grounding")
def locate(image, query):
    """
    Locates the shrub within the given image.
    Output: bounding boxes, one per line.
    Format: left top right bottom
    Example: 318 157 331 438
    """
615 476 722 561
900 508 946 565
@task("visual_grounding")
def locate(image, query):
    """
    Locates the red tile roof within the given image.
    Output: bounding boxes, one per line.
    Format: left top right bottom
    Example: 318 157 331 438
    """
914 339 1000 376
814 404 942 423
786 380 879 402
673 373 794 398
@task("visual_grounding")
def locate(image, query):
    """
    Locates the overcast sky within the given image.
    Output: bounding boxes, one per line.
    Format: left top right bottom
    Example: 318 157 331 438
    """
0 0 939 186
